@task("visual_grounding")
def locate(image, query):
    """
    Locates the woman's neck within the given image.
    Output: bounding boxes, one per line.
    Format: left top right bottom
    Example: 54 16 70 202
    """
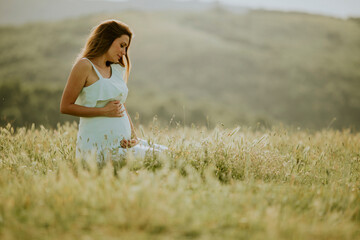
91 55 109 69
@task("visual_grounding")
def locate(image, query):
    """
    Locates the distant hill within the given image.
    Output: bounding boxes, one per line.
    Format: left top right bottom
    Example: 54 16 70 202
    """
0 9 359 130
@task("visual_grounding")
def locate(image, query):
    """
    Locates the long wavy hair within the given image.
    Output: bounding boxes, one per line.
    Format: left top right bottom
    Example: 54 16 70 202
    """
75 19 134 82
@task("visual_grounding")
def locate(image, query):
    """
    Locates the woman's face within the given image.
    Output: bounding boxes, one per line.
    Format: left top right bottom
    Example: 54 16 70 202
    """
107 34 130 63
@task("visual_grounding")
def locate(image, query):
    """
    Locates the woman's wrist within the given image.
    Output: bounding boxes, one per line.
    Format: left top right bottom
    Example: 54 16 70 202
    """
99 107 105 116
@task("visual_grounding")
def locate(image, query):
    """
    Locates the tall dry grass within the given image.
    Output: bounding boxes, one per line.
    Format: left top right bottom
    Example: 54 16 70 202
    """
0 122 359 239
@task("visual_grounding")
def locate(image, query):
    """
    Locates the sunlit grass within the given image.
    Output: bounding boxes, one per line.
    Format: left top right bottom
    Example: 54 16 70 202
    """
0 122 359 239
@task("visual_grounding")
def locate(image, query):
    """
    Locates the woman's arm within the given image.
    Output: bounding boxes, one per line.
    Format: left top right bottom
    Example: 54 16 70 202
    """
124 103 138 139
120 103 139 148
60 59 102 117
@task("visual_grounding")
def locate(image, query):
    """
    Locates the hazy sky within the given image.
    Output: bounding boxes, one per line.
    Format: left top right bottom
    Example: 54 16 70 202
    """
177 0 360 18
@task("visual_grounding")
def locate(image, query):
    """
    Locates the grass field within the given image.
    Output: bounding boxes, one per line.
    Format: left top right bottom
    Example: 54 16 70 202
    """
0 122 359 239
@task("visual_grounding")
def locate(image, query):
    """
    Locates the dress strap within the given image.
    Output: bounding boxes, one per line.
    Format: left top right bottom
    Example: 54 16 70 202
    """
82 57 102 79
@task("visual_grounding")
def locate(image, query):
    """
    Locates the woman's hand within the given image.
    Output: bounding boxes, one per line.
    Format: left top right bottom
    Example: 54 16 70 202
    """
102 100 125 117
120 138 140 148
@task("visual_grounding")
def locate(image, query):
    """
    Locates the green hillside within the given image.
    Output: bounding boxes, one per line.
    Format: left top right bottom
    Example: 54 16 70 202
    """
0 9 359 130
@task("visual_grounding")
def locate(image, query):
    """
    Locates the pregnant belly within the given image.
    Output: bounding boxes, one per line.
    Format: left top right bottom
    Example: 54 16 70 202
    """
77 115 132 151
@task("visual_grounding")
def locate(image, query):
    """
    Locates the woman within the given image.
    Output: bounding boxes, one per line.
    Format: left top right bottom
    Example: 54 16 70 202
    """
60 19 167 162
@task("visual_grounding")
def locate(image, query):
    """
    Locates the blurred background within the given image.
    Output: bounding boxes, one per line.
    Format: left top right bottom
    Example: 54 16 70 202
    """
0 0 359 131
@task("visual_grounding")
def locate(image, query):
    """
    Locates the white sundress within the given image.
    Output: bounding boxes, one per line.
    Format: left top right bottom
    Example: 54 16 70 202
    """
74 57 168 162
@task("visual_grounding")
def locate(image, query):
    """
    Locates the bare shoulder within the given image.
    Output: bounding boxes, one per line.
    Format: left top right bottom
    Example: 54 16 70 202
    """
64 58 93 91
72 58 92 74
